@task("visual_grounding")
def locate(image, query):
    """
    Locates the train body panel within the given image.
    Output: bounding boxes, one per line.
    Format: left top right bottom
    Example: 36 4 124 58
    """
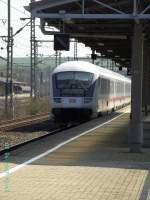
50 61 131 122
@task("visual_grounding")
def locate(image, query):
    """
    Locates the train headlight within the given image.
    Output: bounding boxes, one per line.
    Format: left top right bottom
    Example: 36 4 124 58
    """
54 98 61 103
84 97 92 103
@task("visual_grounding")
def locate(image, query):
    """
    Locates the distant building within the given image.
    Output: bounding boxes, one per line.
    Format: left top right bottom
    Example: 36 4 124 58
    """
0 77 30 96
0 78 7 96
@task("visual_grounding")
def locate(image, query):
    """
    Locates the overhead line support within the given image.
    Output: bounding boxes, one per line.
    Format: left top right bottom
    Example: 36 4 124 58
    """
30 0 36 98
93 0 125 14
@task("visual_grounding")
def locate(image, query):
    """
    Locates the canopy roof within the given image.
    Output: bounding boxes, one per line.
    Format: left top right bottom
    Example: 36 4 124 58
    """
26 0 150 68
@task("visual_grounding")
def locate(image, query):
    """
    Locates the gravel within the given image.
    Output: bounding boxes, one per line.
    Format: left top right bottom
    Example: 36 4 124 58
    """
0 120 59 151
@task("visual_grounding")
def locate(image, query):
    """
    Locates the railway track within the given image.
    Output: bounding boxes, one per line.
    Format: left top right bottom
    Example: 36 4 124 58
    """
0 127 63 156
0 113 78 155
0 106 129 156
0 112 50 131
0 123 78 155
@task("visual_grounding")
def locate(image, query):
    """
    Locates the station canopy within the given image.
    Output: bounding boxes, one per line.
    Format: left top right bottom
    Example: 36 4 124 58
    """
26 0 150 68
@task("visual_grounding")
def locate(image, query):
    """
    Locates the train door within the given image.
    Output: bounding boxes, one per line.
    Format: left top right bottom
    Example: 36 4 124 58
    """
97 76 102 112
90 75 99 117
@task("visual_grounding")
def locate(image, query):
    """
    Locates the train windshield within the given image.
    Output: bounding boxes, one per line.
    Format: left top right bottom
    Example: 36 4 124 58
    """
56 72 93 90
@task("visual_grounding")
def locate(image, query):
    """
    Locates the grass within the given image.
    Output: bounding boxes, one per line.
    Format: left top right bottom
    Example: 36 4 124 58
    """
0 97 50 121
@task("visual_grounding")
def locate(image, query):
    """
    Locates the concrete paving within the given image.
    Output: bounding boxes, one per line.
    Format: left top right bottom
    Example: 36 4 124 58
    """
0 107 150 200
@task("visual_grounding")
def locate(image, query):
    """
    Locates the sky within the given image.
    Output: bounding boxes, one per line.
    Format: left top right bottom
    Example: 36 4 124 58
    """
0 0 91 58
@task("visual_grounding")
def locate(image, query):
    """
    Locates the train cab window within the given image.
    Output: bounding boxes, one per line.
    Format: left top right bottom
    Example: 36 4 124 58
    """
56 72 74 89
75 72 93 82
74 72 93 89
55 71 93 90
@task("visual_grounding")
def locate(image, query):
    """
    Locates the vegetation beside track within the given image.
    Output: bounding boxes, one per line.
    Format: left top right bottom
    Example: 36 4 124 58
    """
0 96 50 121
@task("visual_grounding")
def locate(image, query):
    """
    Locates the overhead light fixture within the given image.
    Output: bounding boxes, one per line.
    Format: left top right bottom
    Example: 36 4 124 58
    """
59 10 66 14
115 55 120 58
98 42 104 46
107 49 113 53
64 18 74 24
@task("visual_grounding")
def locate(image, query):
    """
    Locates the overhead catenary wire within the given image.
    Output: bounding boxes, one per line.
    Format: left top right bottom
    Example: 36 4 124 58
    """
13 20 30 37
0 0 30 17
14 45 30 51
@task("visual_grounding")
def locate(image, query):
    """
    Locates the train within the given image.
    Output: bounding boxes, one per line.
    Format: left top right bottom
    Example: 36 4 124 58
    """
50 61 131 123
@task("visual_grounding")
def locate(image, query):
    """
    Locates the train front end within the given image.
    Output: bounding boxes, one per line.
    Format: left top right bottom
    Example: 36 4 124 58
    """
50 70 95 122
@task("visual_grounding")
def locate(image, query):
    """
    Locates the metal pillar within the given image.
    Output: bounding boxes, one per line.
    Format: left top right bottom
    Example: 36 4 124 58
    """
130 23 144 153
5 0 11 114
106 59 108 69
55 51 58 67
111 60 113 71
58 51 62 65
142 42 149 115
92 50 95 64
10 27 14 118
34 41 38 98
74 39 78 60
30 0 36 98
5 0 13 118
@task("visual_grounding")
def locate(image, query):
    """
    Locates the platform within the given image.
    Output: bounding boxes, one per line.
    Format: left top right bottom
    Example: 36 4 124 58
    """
0 107 150 200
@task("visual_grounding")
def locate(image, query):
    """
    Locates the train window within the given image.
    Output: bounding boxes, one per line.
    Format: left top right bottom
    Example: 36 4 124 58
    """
110 81 114 96
100 78 110 96
125 83 131 96
75 72 93 89
56 72 73 89
100 78 105 94
55 71 93 89
56 72 74 80
116 81 124 96
75 72 93 82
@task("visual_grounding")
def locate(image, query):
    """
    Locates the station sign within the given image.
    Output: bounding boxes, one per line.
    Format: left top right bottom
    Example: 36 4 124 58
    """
54 33 70 51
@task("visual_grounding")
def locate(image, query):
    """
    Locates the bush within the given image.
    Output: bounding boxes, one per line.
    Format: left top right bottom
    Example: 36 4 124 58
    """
26 99 41 115
26 98 50 116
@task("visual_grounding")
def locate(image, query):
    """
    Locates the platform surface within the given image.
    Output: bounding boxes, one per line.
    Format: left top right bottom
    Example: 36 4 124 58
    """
0 107 150 200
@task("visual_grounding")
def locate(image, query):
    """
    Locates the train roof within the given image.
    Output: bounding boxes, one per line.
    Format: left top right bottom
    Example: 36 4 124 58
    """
52 61 131 83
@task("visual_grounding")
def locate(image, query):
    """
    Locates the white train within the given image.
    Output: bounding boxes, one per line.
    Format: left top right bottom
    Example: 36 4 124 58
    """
50 61 131 122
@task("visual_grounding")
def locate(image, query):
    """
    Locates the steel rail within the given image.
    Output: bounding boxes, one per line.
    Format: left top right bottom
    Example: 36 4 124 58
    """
0 112 50 131
0 127 64 155
0 106 130 155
